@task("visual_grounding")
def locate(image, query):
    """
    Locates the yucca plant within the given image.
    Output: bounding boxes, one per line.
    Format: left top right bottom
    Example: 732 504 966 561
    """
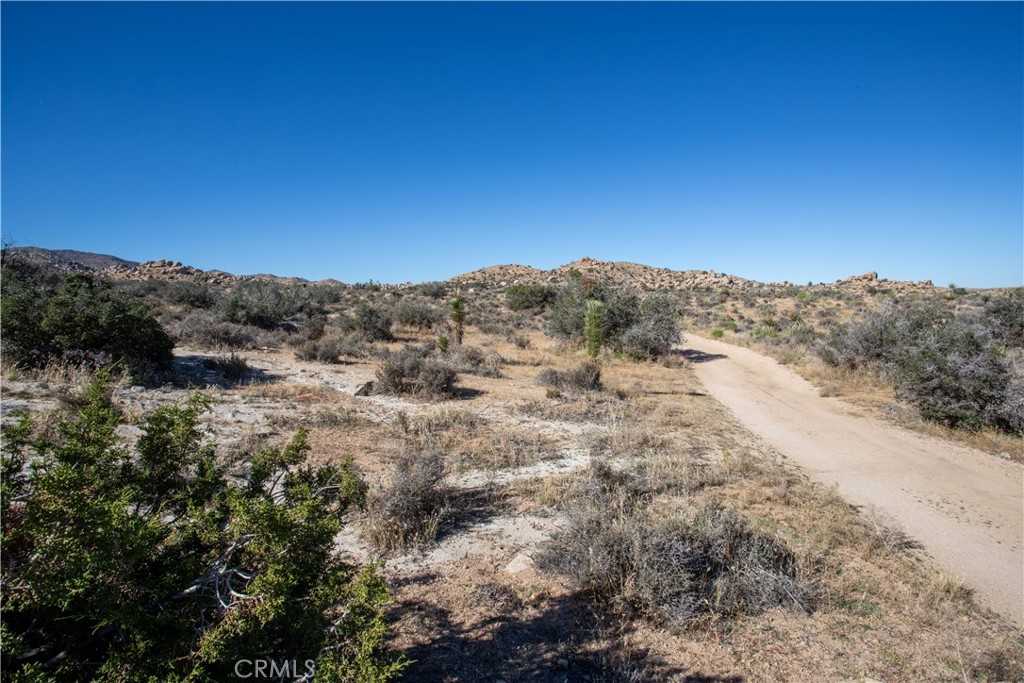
584 299 606 359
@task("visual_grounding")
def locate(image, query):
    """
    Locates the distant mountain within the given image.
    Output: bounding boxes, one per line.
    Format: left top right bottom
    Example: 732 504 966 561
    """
1 246 938 294
3 246 138 272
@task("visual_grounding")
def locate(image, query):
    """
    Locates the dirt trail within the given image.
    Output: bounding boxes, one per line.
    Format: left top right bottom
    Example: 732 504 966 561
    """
685 334 1024 625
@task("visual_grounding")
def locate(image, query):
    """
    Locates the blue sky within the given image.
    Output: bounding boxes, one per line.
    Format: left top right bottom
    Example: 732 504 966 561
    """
3 2 1021 286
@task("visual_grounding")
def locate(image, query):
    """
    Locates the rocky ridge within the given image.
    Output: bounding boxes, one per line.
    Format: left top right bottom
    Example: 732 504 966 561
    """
451 257 935 294
5 246 937 293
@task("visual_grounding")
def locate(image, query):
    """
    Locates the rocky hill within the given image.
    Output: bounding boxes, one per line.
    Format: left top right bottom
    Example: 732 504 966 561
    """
451 257 934 293
4 246 936 294
2 246 137 272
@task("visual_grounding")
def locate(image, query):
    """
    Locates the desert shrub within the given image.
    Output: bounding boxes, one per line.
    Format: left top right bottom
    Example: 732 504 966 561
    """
508 332 531 349
412 281 448 299
219 280 322 330
505 283 556 311
817 302 1021 433
167 310 283 350
294 336 344 364
0 376 406 681
620 294 681 360
393 299 441 329
365 451 450 551
537 361 602 392
375 346 457 398
711 329 725 338
537 465 813 626
815 302 944 369
546 280 679 359
984 288 1024 347
1 270 174 376
295 333 369 363
202 353 249 381
445 345 503 377
355 303 394 341
890 320 1014 431
166 280 220 309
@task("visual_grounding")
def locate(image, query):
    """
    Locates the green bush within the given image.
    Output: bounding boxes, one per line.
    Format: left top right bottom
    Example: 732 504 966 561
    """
393 299 441 330
545 279 679 359
1 269 173 376
584 300 606 359
355 303 394 342
505 284 556 311
816 302 1021 433
0 376 406 681
168 310 282 350
219 281 323 330
620 294 681 360
546 280 636 343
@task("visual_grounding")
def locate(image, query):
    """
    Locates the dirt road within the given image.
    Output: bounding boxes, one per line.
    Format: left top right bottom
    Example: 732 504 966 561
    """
684 334 1024 625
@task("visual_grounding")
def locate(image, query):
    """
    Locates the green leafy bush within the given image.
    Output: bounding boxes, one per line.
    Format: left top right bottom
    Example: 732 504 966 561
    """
545 280 680 359
0 376 406 681
1 268 173 376
505 284 556 311
393 299 441 330
219 281 323 330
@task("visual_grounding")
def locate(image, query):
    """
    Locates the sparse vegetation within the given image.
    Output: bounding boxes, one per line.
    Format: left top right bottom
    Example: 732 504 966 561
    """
537 361 602 392
364 451 450 551
537 463 815 626
202 352 249 381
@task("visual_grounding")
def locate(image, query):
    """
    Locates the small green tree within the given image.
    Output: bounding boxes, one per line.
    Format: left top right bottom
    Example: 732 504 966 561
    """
1 374 407 681
1 268 174 375
450 297 465 346
584 299 606 359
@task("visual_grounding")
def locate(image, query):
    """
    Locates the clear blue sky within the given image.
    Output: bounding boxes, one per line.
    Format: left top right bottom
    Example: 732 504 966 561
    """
3 2 1021 286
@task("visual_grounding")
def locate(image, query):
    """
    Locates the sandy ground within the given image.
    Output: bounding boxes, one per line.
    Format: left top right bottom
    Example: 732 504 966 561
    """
684 333 1024 626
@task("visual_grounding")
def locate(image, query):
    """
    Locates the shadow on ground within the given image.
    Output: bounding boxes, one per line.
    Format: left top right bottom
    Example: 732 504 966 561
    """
391 574 744 682
677 349 728 364
173 354 284 389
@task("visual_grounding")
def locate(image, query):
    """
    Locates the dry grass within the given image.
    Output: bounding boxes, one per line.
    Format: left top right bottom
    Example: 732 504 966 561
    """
394 407 558 470
239 381 349 403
